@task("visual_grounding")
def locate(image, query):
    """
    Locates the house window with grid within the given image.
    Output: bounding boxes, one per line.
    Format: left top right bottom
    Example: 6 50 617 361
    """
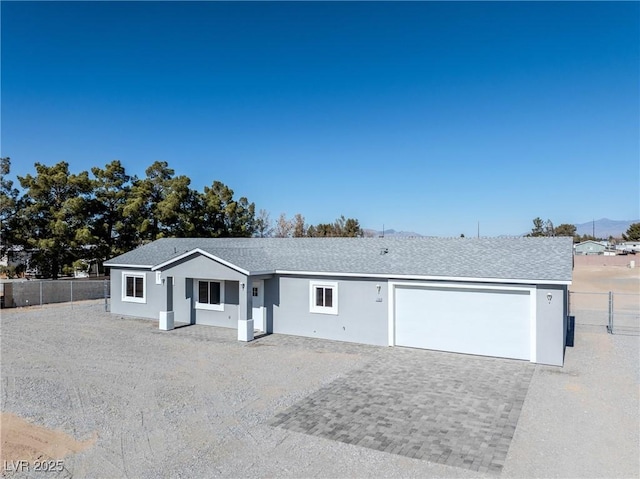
196 280 225 311
309 281 338 315
122 273 146 303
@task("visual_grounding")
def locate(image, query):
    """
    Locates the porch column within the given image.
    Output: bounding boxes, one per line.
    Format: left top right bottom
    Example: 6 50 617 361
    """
159 275 174 331
238 277 254 341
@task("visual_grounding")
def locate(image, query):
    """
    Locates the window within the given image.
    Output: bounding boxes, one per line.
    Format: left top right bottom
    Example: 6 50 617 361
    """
199 281 221 304
252 286 259 297
195 280 225 311
122 273 146 303
315 286 333 308
309 281 338 315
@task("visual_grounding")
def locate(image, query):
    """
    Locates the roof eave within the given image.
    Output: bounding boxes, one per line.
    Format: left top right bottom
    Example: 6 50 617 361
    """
274 270 571 285
103 262 153 269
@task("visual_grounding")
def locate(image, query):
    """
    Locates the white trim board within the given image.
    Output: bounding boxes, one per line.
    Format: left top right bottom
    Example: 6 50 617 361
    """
309 280 339 315
276 270 570 285
121 271 147 304
530 288 537 363
105 263 153 269
151 248 250 275
194 278 225 312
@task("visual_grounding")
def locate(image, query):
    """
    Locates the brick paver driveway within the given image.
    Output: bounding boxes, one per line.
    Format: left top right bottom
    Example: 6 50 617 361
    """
270 346 534 474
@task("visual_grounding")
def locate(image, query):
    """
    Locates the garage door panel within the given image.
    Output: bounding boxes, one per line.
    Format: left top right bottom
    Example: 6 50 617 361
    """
395 286 530 360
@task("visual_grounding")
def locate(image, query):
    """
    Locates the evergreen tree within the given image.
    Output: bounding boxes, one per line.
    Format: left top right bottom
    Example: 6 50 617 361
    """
90 160 136 263
17 162 93 278
123 161 197 241
199 180 255 237
0 157 20 258
527 217 545 237
554 223 577 237
622 223 640 241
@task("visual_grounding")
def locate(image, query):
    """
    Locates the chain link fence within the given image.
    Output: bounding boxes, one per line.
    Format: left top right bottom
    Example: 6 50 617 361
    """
569 291 640 335
1 279 110 311
611 293 640 335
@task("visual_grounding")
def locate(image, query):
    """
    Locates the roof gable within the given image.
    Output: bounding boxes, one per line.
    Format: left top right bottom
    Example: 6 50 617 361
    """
575 240 605 247
151 248 251 275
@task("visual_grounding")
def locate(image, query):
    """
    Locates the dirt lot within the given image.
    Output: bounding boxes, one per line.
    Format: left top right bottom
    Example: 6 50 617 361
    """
571 255 640 295
0 261 638 479
570 256 639 330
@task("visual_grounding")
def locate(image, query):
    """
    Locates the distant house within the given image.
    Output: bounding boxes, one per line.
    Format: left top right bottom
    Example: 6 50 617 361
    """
105 237 573 366
0 246 34 276
616 242 640 254
574 240 607 255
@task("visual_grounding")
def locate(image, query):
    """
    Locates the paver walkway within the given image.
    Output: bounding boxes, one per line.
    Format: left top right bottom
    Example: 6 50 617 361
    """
270 347 534 474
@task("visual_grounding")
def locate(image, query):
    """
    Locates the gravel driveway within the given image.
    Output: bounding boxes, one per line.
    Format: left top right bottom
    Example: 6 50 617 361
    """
1 301 638 478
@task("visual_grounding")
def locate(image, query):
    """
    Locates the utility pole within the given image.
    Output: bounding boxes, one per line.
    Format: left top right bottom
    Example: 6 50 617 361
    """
592 219 595 238
477 221 480 238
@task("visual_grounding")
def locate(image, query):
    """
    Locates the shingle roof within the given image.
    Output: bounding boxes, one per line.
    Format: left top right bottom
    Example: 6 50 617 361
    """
104 237 573 283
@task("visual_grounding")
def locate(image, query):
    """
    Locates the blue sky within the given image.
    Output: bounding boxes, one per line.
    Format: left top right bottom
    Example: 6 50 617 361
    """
2 1 639 236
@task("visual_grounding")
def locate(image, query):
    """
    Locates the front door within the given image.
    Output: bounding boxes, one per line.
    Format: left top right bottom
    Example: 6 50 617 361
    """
251 280 265 332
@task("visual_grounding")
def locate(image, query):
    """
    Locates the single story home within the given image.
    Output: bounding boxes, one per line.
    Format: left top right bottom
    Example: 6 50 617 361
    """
0 246 35 276
574 240 607 255
104 237 573 366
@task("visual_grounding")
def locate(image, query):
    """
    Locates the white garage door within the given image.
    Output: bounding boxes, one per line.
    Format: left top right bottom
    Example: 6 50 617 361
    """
395 286 531 360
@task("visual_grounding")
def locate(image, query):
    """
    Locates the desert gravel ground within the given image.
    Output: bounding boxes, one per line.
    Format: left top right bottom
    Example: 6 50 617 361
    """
0 262 638 478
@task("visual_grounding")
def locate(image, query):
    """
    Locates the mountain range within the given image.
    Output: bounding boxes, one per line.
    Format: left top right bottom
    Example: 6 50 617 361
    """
363 228 425 238
574 218 638 239
365 218 638 239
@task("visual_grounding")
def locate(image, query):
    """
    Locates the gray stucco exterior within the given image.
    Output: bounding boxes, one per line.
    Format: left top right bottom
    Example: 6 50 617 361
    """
535 285 568 366
106 237 573 365
270 275 389 346
110 268 164 319
158 253 247 328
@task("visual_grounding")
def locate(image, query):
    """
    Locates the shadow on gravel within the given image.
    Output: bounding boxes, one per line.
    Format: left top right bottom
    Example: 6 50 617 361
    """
566 316 575 348
173 323 194 330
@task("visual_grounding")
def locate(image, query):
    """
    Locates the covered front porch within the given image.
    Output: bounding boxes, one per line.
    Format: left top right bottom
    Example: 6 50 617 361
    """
148 250 272 342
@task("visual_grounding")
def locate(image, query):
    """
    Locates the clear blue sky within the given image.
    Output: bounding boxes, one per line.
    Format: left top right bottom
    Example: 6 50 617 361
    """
2 1 638 236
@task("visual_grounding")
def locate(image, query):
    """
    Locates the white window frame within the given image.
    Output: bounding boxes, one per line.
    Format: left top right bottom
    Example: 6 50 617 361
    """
309 281 338 315
195 279 225 311
122 272 146 303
